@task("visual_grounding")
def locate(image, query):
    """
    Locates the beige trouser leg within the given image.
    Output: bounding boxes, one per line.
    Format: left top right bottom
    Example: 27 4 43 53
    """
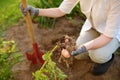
75 28 120 63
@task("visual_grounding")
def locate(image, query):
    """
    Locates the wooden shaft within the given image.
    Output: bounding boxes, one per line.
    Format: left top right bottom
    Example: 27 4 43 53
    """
21 0 35 43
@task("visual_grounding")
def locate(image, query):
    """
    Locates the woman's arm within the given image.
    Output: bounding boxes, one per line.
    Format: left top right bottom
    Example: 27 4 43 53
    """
83 34 112 50
38 8 66 18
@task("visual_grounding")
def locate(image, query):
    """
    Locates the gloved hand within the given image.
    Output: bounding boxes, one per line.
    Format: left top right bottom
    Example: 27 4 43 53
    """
61 45 87 58
20 4 39 16
71 45 87 56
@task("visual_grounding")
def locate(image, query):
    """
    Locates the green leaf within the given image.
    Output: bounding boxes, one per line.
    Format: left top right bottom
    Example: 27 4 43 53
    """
42 52 50 60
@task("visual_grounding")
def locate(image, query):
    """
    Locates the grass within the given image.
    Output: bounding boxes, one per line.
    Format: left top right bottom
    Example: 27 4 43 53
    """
0 0 22 36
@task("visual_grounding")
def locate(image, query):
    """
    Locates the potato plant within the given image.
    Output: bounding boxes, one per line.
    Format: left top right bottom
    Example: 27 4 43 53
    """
0 38 23 80
33 45 67 80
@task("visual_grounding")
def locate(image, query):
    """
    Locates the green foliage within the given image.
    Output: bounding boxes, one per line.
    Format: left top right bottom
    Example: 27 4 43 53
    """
31 0 63 28
0 38 23 80
33 45 67 80
0 0 22 36
32 0 62 7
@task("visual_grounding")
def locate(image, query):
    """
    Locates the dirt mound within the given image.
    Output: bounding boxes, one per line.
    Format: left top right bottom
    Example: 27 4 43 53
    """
4 17 120 80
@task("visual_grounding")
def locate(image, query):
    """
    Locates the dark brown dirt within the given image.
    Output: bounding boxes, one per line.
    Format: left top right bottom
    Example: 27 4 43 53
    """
4 16 120 80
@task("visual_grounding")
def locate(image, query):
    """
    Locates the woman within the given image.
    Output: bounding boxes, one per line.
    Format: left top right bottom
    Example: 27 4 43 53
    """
20 0 120 75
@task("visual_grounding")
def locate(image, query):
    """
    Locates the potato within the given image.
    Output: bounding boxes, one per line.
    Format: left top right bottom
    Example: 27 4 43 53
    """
61 49 70 58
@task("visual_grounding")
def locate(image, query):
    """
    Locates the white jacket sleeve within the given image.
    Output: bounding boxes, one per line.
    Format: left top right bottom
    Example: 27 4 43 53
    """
104 0 120 38
59 0 80 14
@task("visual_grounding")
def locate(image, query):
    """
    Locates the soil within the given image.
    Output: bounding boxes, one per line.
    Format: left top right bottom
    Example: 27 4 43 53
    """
4 16 120 80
